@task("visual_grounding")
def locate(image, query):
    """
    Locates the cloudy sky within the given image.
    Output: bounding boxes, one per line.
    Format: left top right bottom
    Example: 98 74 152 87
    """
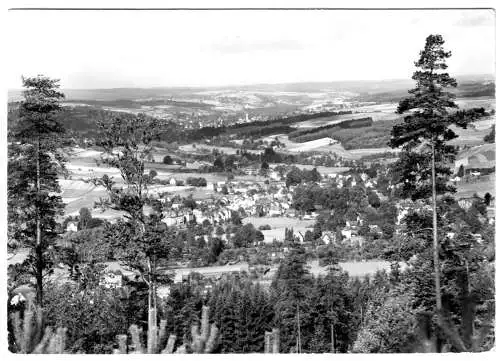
7 9 495 89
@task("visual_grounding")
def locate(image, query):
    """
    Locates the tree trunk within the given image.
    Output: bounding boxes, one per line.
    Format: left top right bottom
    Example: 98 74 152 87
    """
462 259 473 349
331 323 335 353
296 304 301 354
35 244 43 305
431 142 442 312
36 138 43 306
147 258 158 353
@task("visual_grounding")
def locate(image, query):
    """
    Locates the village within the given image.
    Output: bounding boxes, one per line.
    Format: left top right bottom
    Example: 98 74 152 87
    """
52 144 495 297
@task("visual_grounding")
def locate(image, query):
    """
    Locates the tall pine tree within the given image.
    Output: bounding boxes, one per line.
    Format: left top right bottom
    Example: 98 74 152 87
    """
389 34 468 312
8 75 66 306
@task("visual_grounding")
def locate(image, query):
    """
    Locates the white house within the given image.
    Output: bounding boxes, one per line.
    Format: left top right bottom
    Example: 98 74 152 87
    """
100 273 123 289
66 221 78 233
341 229 352 240
321 231 336 245
270 171 281 181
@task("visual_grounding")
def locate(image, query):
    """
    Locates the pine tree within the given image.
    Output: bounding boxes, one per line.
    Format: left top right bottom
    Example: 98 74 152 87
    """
247 283 274 352
389 35 468 313
8 75 66 306
77 207 92 230
272 247 311 353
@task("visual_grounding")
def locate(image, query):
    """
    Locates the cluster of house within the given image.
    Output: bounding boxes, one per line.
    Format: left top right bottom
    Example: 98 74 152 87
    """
320 216 367 247
159 180 299 228
326 171 377 189
228 183 294 217
161 200 232 227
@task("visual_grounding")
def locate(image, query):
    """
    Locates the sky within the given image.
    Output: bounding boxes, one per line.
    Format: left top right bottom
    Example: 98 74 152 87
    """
6 9 496 89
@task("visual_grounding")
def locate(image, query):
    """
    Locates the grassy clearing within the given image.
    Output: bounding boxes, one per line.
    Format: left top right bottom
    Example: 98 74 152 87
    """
288 117 398 150
178 143 260 155
455 97 496 111
282 164 350 174
243 216 315 229
456 175 495 198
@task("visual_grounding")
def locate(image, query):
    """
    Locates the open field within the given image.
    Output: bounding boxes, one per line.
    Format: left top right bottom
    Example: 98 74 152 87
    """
308 259 408 278
354 103 398 113
243 216 315 229
349 147 399 156
273 117 398 152
293 113 362 128
271 163 350 175
456 174 495 198
260 228 311 243
455 96 496 111
293 104 398 127
179 143 260 155
59 146 269 218
172 260 401 281
293 103 400 129
261 98 494 153
169 188 219 200
448 117 495 147
286 137 339 152
270 135 359 159
58 179 109 215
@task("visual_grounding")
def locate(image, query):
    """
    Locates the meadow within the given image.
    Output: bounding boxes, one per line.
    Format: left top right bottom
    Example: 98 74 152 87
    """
243 216 315 229
456 174 496 198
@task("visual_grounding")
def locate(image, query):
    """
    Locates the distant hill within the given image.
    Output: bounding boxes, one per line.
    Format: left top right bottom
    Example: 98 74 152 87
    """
8 74 494 103
7 103 184 142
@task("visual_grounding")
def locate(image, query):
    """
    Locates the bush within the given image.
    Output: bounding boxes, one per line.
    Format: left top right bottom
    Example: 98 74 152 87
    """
163 155 173 164
186 177 207 187
43 283 145 353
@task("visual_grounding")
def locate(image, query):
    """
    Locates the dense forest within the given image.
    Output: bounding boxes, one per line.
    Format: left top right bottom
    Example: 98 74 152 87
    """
186 111 354 140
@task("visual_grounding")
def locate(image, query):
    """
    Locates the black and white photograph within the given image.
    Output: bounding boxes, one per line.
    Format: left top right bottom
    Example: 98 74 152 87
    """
3 2 496 355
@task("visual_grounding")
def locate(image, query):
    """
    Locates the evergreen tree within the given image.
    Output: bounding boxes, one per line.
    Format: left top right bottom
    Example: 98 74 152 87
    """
272 248 311 353
316 270 354 353
389 34 468 313
367 190 381 208
352 287 422 353
78 207 92 231
484 192 492 206
483 124 495 143
8 75 66 306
